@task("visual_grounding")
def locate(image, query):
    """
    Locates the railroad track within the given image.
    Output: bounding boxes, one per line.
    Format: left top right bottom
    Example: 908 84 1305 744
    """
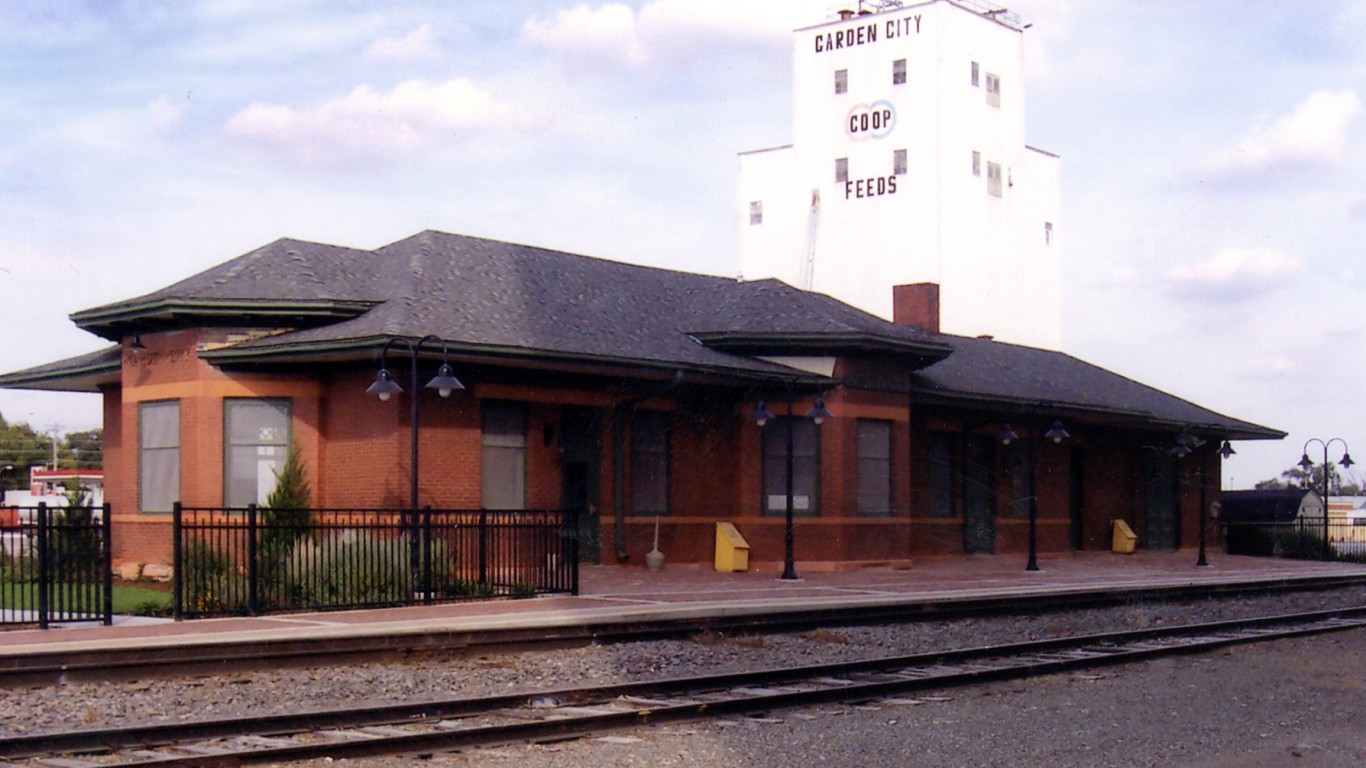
6 572 1366 687
4 606 1364 767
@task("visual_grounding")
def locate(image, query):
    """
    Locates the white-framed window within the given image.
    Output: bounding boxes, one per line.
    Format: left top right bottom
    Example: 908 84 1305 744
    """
892 58 907 85
985 72 1001 107
856 419 893 517
987 162 1003 197
481 401 527 510
972 150 981 177
139 400 180 514
630 411 670 515
893 149 908 176
834 68 848 94
835 157 849 183
1045 221 1054 245
749 201 763 226
762 417 820 517
971 61 980 87
224 398 291 508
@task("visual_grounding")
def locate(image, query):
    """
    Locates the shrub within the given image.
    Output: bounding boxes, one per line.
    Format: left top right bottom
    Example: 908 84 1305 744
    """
181 539 247 615
283 531 460 608
259 448 313 597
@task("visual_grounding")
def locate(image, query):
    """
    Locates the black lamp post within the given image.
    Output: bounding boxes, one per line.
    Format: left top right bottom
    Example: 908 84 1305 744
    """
367 335 465 592
1298 438 1353 558
1002 419 1068 572
751 383 832 581
1174 432 1230 568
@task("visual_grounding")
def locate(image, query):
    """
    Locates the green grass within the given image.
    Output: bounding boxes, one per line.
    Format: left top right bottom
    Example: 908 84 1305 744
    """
0 582 172 616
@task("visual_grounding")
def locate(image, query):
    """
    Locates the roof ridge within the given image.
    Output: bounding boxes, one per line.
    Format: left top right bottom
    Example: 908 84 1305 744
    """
380 237 428 335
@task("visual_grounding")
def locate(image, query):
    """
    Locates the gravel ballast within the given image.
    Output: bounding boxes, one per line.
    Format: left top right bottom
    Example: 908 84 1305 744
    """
1 586 1364 766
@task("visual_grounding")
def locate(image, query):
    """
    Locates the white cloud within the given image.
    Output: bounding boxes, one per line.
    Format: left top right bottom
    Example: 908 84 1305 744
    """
521 4 647 67
1163 247 1300 303
58 96 185 153
1199 89 1361 183
365 24 438 61
222 78 537 164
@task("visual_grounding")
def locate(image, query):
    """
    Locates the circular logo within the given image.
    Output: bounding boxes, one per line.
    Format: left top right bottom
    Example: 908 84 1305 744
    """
846 100 896 141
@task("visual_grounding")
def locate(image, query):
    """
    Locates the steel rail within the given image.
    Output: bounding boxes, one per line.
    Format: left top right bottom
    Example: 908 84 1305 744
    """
4 573 1364 687
3 606 1363 767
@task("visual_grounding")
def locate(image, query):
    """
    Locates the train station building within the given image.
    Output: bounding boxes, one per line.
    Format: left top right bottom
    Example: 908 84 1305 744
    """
0 230 1282 572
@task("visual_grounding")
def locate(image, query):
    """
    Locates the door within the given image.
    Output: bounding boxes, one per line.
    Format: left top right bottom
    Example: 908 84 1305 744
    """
560 406 602 564
963 436 996 553
1143 450 1180 550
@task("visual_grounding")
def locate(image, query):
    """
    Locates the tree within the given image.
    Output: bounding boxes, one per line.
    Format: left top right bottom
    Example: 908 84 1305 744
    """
1255 463 1362 496
62 429 103 469
260 448 313 599
0 414 48 491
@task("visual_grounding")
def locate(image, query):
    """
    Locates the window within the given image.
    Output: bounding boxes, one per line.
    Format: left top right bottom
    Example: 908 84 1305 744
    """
972 151 981 177
971 61 980 87
926 432 955 518
987 162 1003 197
224 399 290 508
631 412 670 515
749 200 763 225
481 401 526 510
985 72 1001 107
834 68 848 94
1045 221 1054 245
892 58 906 85
856 420 893 517
139 401 180 513
835 157 849 183
893 149 908 176
762 417 820 517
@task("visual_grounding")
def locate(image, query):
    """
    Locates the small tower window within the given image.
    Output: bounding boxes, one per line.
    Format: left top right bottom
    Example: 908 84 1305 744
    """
893 149 907 175
835 69 848 94
972 151 981 177
987 162 1003 197
971 61 980 87
985 73 1001 107
835 157 849 183
749 201 763 226
1044 222 1054 245
892 59 907 85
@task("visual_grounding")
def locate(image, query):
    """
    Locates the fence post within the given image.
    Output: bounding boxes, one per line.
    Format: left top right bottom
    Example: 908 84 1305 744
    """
102 503 113 626
570 507 580 597
35 502 50 629
479 508 488 587
247 503 260 615
422 505 433 605
172 502 183 622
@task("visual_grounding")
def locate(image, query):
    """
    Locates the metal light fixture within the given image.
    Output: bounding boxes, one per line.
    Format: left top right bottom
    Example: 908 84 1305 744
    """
1298 452 1314 471
1341 452 1356 469
805 396 833 425
1219 440 1236 459
998 424 1019 446
424 362 464 398
129 334 146 350
1171 435 1193 459
1045 421 1070 444
750 400 775 427
366 368 403 402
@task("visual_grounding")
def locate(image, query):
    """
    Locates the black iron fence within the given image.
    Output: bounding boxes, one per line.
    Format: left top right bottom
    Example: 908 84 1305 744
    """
1225 518 1366 562
0 503 113 628
172 504 580 619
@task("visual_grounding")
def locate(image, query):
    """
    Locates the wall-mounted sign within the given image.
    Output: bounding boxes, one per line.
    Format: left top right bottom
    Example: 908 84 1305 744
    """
814 14 923 53
846 100 896 141
844 175 897 200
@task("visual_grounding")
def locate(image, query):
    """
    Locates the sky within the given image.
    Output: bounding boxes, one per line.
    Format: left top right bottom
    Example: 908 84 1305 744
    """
1 0 1363 490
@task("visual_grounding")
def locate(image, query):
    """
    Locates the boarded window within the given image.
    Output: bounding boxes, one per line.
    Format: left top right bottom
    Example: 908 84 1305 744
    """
762 417 820 517
749 200 763 225
893 149 908 175
224 399 290 508
834 68 848 94
985 72 1001 106
987 162 1003 197
481 401 527 510
1045 221 1054 245
856 420 893 517
631 412 670 515
972 150 981 177
139 401 180 513
835 157 849 183
971 61 980 87
892 58 907 85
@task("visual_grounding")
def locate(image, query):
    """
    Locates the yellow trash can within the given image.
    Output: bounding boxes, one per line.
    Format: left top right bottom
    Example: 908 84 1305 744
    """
1111 519 1137 554
714 522 751 572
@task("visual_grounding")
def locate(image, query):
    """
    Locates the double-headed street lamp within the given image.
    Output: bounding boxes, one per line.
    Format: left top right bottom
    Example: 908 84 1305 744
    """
1173 432 1237 567
367 335 465 592
1298 438 1354 556
751 383 832 581
999 419 1070 572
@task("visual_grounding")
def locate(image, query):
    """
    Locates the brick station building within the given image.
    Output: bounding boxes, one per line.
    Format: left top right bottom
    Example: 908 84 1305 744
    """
0 231 1282 571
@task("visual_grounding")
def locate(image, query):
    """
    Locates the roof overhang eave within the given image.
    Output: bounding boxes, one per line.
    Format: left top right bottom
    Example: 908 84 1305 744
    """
71 298 379 340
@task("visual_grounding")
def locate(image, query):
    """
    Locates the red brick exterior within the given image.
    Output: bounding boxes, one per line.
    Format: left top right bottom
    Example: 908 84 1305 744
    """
103 329 1224 571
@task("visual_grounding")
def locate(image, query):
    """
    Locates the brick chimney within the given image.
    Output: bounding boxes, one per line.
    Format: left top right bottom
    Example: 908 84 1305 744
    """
893 283 939 333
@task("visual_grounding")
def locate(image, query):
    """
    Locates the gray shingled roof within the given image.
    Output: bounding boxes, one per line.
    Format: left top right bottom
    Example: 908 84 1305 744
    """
2 229 1284 440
